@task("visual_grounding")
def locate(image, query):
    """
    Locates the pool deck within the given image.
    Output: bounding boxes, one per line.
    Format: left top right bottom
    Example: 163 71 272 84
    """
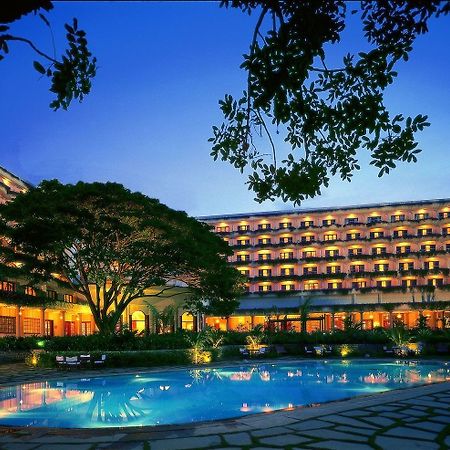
0 361 449 450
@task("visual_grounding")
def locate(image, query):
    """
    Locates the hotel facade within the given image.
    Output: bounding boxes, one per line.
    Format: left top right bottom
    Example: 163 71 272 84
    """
201 199 450 332
1 166 449 336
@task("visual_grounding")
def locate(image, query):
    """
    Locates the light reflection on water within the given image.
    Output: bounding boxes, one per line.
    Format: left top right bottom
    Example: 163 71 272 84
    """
0 360 448 428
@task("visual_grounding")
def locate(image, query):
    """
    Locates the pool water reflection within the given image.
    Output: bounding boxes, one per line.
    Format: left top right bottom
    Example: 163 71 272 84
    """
0 360 448 428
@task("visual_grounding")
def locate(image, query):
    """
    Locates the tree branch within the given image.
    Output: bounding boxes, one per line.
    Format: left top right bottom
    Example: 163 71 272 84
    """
2 34 58 63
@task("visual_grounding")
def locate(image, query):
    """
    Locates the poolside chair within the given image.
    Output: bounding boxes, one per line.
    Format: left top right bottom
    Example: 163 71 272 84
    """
55 355 66 369
65 356 81 369
93 354 107 366
436 343 449 354
323 345 332 355
239 347 250 358
80 354 91 366
304 345 315 355
383 345 394 354
258 346 268 356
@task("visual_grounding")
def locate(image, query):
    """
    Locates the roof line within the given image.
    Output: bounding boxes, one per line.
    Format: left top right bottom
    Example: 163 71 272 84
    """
198 198 450 221
0 165 33 188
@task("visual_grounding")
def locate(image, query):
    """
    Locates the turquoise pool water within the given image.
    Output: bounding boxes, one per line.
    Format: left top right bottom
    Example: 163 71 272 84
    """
0 360 448 428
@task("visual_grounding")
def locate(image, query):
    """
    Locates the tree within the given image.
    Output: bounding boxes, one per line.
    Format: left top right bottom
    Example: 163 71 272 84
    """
0 180 243 335
210 1 449 204
0 2 96 110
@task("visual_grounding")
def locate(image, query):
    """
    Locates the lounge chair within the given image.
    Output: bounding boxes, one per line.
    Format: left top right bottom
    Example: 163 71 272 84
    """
323 345 332 355
436 343 449 354
383 345 394 354
55 355 66 369
93 354 107 366
80 354 91 366
239 347 250 358
65 356 81 369
258 346 268 356
304 345 315 355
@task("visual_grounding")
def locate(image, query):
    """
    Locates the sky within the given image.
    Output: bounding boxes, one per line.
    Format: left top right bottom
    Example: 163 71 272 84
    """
1 2 449 217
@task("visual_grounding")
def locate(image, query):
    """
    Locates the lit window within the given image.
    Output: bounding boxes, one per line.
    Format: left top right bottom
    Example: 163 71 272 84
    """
25 286 36 296
64 294 74 303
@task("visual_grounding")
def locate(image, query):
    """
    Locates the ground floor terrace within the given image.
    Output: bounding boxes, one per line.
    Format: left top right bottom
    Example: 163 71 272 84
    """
0 361 448 449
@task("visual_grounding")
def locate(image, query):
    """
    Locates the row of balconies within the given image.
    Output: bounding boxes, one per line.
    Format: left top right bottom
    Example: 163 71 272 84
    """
216 212 450 234
231 230 450 248
246 281 449 296
0 282 76 305
232 247 450 264
249 267 449 282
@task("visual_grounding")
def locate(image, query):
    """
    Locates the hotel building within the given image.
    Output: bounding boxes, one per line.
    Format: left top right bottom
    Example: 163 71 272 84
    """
201 199 450 332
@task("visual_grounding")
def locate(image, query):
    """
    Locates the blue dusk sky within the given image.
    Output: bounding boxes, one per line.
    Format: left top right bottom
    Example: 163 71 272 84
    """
1 2 449 216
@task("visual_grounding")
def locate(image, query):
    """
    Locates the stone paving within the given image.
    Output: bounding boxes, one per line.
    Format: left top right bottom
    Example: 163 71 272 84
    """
0 363 449 449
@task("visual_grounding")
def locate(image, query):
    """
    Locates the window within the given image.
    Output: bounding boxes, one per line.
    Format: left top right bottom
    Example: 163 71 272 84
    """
47 290 57 300
424 261 439 270
303 267 318 275
376 280 392 288
348 248 362 256
350 264 365 273
237 254 250 261
415 213 429 220
391 214 405 222
328 282 342 289
393 229 407 238
302 250 316 258
240 269 250 276
396 245 411 254
280 252 294 260
281 284 295 291
447 243 450 252
324 234 337 241
325 249 339 257
442 227 450 236
300 220 314 228
258 269 272 277
367 216 382 224
45 320 54 336
418 228 432 236
279 222 292 229
280 268 295 276
301 235 315 243
279 236 293 244
372 247 387 255
346 232 361 240
304 282 319 291
352 281 367 289
0 316 15 334
438 212 450 219
258 238 271 245
81 321 92 336
399 262 414 271
322 219 336 226
374 264 389 272
258 284 272 292
428 278 443 287
402 279 417 288
345 217 359 225
216 226 229 233
258 223 271 230
369 231 384 239
0 281 16 292
237 225 250 231
23 318 40 335
25 286 37 296
237 239 250 246
326 265 341 274
421 244 436 252
64 294 74 303
258 253 271 260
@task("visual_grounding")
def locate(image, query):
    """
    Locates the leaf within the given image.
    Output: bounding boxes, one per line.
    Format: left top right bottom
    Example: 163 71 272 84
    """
33 61 46 74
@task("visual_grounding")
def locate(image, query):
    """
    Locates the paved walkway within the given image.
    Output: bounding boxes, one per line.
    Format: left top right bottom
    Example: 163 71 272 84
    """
0 363 449 449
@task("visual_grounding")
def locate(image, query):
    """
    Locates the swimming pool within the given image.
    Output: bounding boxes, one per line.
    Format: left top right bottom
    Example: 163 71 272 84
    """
0 360 448 428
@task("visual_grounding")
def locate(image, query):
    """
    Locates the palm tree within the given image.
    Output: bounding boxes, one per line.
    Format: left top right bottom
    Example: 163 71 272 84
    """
146 303 177 334
299 298 312 333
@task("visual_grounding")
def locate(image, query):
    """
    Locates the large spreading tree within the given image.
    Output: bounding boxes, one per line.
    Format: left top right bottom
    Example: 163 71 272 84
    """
0 180 243 334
